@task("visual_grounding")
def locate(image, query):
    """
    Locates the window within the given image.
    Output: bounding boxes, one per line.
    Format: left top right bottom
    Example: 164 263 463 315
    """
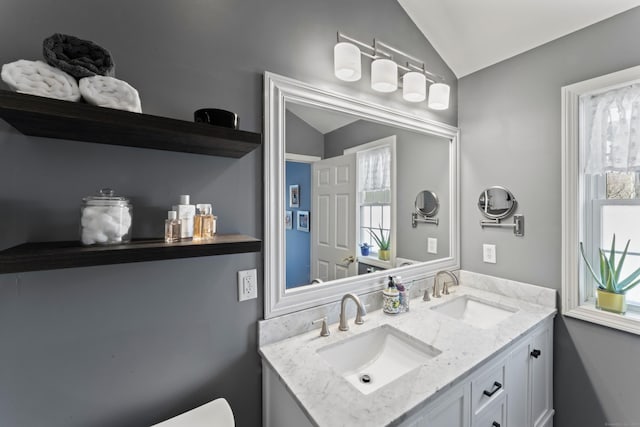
360 204 391 254
588 175 640 310
345 137 396 262
562 65 640 335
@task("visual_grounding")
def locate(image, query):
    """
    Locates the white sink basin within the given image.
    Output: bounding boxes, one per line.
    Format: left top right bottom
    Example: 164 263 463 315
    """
431 295 518 329
317 325 441 395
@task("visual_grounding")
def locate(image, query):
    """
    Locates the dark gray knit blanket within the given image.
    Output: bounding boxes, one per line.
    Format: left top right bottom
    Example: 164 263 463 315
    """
43 33 115 79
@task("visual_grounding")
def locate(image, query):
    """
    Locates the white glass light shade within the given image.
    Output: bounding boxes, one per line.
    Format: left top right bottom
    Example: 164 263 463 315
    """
371 59 398 92
402 71 426 102
428 83 450 110
334 42 361 82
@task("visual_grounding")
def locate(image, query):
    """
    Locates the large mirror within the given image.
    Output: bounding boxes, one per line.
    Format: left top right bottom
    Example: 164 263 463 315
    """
264 72 459 318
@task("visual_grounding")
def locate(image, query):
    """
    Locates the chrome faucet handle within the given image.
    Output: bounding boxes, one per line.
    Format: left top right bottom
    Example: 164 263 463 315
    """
355 304 367 325
423 288 431 301
443 282 450 295
312 317 330 337
432 277 441 298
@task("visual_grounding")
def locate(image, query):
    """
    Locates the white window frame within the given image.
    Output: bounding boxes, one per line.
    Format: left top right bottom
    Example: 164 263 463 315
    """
562 64 640 335
344 136 397 269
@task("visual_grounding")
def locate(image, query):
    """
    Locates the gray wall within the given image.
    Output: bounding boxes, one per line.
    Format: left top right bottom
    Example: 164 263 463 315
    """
0 1 455 426
324 120 450 263
458 7 640 426
285 110 324 158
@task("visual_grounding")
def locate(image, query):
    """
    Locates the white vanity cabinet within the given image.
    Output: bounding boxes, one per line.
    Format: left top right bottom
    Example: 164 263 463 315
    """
263 316 554 427
402 317 554 427
507 319 554 427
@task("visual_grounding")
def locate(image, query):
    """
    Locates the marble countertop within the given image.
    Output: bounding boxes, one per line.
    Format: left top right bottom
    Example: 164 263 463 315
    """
259 271 557 427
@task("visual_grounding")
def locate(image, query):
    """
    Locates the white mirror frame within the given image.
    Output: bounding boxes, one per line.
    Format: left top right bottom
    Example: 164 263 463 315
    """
264 72 460 319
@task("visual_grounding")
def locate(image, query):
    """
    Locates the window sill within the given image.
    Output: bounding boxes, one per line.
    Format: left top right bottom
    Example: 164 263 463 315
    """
564 301 640 335
358 255 393 270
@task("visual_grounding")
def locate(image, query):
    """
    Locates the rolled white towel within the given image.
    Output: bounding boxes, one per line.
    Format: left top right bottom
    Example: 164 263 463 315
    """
79 75 142 113
1 59 81 102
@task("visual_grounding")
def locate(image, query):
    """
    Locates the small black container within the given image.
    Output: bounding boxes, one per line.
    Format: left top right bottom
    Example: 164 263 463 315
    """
194 108 239 129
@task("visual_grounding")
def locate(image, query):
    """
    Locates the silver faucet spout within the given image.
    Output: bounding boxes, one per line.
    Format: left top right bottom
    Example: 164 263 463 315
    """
339 293 367 331
432 270 459 297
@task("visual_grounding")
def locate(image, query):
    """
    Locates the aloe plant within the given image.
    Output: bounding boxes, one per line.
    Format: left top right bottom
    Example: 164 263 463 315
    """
579 234 640 294
368 226 390 251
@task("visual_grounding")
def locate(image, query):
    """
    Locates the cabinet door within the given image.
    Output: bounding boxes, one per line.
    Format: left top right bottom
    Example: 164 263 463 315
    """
401 383 470 427
507 338 531 426
530 325 552 427
425 383 471 427
474 394 507 427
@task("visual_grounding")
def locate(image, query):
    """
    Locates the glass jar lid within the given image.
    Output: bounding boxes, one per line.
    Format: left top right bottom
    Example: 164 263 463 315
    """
83 188 130 206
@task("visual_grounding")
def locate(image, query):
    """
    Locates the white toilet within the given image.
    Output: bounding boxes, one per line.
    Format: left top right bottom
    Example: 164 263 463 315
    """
151 398 235 427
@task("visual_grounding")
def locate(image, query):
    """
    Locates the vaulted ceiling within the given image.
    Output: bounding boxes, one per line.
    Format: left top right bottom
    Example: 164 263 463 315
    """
398 0 640 77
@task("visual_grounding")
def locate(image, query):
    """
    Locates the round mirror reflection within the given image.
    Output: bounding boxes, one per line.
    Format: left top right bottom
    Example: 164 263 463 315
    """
415 190 439 217
477 186 517 220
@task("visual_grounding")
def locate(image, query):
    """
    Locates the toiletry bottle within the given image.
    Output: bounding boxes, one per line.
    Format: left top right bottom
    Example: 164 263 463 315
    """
395 276 409 312
172 195 195 239
383 276 400 314
165 210 181 243
194 204 215 240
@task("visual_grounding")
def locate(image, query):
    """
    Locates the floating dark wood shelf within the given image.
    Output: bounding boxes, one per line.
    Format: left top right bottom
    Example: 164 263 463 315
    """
0 90 261 158
0 234 262 274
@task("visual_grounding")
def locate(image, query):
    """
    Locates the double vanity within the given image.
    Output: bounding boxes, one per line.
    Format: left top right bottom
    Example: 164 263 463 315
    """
259 271 556 427
261 73 555 426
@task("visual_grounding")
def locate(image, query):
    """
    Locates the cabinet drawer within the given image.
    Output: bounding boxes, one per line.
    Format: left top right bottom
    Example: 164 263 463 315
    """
474 394 506 427
471 358 507 416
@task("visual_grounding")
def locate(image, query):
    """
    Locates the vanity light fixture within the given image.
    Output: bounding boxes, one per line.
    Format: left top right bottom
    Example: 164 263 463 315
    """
428 82 450 110
371 58 398 92
334 42 361 82
333 32 449 110
403 71 426 102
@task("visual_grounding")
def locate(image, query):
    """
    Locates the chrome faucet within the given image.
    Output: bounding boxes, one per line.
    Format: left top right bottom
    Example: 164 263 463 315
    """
432 270 459 298
338 293 367 331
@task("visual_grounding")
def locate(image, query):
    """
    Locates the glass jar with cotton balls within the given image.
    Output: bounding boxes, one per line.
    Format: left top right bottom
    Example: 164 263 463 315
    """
80 188 132 245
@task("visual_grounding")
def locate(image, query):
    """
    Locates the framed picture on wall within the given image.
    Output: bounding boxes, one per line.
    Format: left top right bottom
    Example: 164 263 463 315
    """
297 210 309 232
289 185 300 208
285 211 293 229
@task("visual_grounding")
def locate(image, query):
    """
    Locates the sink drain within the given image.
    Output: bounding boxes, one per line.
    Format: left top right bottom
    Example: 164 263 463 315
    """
359 374 372 384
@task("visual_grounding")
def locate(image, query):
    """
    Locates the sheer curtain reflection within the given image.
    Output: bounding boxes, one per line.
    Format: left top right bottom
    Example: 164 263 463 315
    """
583 83 640 175
358 145 391 204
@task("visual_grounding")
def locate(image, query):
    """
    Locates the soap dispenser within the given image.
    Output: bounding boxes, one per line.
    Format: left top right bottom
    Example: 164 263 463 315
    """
382 276 400 314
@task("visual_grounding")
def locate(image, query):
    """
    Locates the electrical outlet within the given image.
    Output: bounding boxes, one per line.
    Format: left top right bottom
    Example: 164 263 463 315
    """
238 269 258 301
483 244 497 264
427 238 438 254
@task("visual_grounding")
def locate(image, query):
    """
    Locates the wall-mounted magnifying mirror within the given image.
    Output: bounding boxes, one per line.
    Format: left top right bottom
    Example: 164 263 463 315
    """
477 186 524 236
417 190 439 216
264 72 460 319
477 186 517 219
412 190 439 227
